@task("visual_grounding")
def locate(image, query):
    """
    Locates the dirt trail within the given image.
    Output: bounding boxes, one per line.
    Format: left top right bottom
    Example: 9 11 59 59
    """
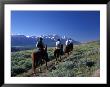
16 54 70 77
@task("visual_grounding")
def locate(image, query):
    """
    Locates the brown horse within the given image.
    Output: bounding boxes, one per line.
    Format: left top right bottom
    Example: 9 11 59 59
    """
31 45 49 74
54 44 63 63
64 45 70 56
69 43 73 52
64 43 73 56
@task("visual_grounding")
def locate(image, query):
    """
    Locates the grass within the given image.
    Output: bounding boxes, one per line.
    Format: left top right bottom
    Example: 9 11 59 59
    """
47 41 100 77
11 40 100 77
11 48 55 76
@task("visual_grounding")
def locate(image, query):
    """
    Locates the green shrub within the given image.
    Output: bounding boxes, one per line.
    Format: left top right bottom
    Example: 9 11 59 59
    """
47 41 100 77
11 41 100 77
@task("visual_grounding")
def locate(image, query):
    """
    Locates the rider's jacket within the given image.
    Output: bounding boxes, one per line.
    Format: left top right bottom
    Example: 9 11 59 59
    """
69 40 73 44
36 41 45 50
65 40 70 46
56 41 61 49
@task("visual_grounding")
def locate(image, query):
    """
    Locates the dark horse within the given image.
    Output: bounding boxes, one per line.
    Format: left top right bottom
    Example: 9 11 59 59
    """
54 44 64 63
31 45 49 74
64 43 73 56
64 45 70 56
69 43 73 52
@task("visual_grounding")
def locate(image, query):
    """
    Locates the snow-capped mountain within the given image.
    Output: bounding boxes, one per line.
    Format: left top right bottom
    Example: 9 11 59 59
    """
11 34 81 47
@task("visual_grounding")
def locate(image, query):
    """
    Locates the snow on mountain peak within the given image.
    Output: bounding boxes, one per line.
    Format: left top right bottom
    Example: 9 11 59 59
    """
26 36 30 38
11 34 73 41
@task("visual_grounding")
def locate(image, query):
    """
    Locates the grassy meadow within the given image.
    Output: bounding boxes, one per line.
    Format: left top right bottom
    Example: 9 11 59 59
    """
11 41 100 77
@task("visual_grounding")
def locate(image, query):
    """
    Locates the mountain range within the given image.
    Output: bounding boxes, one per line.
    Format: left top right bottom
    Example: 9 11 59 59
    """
11 34 81 48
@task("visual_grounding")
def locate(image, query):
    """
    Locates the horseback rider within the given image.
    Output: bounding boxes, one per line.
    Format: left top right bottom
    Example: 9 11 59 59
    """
36 37 49 62
36 37 46 61
36 37 45 51
56 39 61 49
65 39 71 53
54 39 62 62
65 39 70 46
69 38 73 44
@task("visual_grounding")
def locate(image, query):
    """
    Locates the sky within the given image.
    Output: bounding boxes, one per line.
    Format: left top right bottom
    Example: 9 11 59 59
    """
11 11 100 42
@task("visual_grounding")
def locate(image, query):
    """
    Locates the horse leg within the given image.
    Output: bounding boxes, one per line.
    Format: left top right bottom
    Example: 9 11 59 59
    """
55 56 58 64
58 51 62 62
32 53 36 74
45 61 48 70
57 49 61 62
59 55 61 62
39 58 43 73
39 64 42 72
57 52 60 63
32 61 36 74
43 53 48 70
59 50 61 61
67 52 69 56
43 57 48 70
55 54 57 61
39 59 42 73
55 55 58 65
54 51 58 64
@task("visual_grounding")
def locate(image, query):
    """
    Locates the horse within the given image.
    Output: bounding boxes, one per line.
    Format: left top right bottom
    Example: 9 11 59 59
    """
64 44 70 56
69 43 73 52
64 43 74 57
31 45 49 74
54 44 64 63
60 44 64 55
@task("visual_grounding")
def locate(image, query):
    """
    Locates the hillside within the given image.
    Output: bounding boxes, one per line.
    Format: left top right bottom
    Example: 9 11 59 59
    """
11 40 100 77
